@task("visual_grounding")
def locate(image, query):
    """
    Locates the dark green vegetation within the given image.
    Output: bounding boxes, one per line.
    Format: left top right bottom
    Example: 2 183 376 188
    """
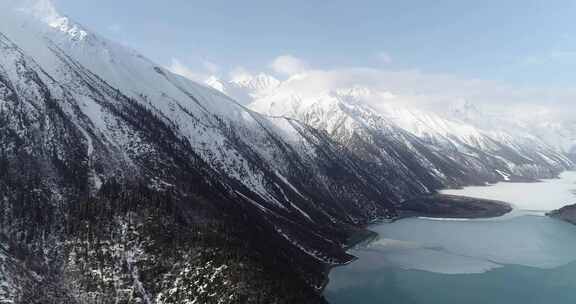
0 176 325 303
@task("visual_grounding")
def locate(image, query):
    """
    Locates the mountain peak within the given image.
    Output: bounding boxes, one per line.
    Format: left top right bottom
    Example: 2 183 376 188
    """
230 72 280 91
333 85 373 99
331 86 396 109
46 16 89 41
448 99 482 121
204 73 280 105
7 0 89 41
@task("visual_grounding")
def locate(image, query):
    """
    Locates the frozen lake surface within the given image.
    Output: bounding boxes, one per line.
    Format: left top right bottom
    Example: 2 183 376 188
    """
442 171 576 213
325 172 576 304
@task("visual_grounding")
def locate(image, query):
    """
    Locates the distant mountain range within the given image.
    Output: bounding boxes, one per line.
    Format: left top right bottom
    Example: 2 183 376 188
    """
208 73 574 181
0 1 573 303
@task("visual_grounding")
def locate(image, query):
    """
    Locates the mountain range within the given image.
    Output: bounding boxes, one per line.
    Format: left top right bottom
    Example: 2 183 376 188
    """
208 73 574 181
0 1 574 303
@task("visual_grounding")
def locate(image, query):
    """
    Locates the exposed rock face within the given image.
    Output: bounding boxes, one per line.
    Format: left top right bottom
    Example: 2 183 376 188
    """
548 204 576 225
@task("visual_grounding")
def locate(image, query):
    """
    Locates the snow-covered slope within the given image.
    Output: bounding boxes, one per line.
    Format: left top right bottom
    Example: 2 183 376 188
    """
0 2 433 302
218 75 573 182
379 99 572 178
529 121 576 160
206 73 280 105
0 1 401 220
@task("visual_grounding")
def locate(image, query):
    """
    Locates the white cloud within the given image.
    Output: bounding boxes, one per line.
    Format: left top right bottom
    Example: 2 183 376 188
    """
270 55 308 76
166 51 574 122
228 66 254 82
377 52 393 64
166 58 207 82
272 67 575 121
6 0 60 22
202 60 220 74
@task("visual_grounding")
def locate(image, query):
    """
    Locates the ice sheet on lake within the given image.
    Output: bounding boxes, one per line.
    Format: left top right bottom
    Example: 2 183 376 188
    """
334 173 576 276
348 215 576 275
442 171 576 212
328 174 576 298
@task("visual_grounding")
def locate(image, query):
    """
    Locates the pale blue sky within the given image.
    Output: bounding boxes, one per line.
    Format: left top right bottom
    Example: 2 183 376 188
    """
52 0 576 87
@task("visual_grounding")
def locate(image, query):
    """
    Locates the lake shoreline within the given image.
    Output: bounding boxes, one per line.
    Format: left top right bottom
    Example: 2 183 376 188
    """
340 171 576 252
321 193 513 296
324 171 576 303
397 194 513 219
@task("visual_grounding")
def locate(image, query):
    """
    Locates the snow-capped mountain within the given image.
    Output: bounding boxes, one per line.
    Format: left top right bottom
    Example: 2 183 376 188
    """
218 74 572 182
529 121 576 161
1 1 573 303
378 98 572 178
206 73 280 105
448 99 483 122
0 1 457 302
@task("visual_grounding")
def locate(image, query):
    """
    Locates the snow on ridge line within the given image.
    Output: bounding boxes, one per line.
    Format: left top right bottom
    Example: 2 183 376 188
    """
0 0 89 41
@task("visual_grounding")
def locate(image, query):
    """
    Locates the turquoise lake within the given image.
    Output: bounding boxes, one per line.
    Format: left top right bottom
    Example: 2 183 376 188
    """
325 172 576 304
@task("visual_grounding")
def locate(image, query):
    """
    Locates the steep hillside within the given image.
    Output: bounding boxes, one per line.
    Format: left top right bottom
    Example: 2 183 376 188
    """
211 74 573 183
0 3 406 302
0 1 504 302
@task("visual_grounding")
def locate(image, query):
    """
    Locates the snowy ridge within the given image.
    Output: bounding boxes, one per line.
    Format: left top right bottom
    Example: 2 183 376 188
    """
529 121 576 157
232 77 573 181
206 73 280 105
0 2 407 301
